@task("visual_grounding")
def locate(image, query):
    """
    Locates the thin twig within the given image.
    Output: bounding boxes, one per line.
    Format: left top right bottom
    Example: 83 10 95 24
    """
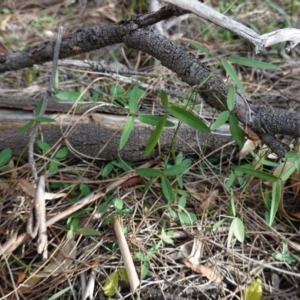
27 26 64 181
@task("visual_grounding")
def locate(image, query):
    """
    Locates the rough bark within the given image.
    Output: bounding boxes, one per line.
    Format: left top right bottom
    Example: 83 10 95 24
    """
0 4 298 158
0 108 233 161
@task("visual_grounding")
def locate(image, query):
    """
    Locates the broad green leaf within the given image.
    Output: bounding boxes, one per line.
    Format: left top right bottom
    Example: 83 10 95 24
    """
55 147 69 159
161 176 175 204
0 148 12 167
80 184 90 196
141 262 149 279
232 166 278 182
48 287 71 300
37 140 51 152
244 278 262 300
74 227 101 236
119 116 134 150
144 114 167 156
103 272 119 297
49 158 59 174
164 162 191 176
169 105 210 133
227 85 236 111
231 217 245 243
129 85 139 114
221 59 245 93
118 268 129 283
17 120 35 133
97 202 109 213
102 162 114 177
179 211 197 226
189 40 214 57
272 252 299 263
162 237 174 245
211 111 230 130
178 196 186 209
113 198 123 211
225 172 236 189
269 180 282 226
135 252 149 262
69 217 79 231
229 115 244 147
228 56 281 71
55 91 80 101
160 90 169 109
136 168 162 177
35 116 55 123
138 114 174 127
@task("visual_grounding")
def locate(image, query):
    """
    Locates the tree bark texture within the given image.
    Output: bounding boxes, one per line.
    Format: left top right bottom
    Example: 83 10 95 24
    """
0 108 233 161
0 5 298 158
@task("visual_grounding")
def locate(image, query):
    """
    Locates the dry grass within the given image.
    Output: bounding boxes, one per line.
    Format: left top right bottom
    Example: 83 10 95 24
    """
0 0 300 299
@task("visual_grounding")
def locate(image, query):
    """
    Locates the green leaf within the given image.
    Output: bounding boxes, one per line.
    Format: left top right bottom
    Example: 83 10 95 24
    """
179 211 197 226
55 147 69 159
119 116 134 150
48 287 71 300
138 114 174 127
17 120 35 133
55 91 80 101
69 217 79 231
135 252 150 262
231 217 245 243
49 158 59 174
113 198 123 211
221 59 245 93
141 261 149 279
103 272 119 297
211 111 230 130
272 252 299 263
189 40 214 57
129 85 139 114
80 184 90 196
35 116 56 123
0 148 12 167
160 90 169 109
229 114 244 147
144 114 167 156
102 162 114 177
169 105 210 133
37 140 51 152
164 162 191 176
269 180 282 226
118 268 129 283
161 176 175 204
244 278 262 300
178 195 186 209
34 98 44 117
136 168 162 178
227 85 236 111
228 56 281 70
74 227 101 236
232 166 278 182
228 195 236 217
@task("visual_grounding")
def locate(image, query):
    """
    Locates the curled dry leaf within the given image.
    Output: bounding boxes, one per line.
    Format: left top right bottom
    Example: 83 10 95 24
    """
239 139 257 159
183 259 222 283
18 178 35 197
37 239 77 277
19 239 77 292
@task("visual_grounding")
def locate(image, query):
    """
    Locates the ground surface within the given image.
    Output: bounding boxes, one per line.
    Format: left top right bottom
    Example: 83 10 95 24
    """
0 0 300 299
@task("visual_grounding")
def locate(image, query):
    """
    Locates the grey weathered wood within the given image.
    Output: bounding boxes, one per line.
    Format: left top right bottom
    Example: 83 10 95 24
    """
0 108 234 161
